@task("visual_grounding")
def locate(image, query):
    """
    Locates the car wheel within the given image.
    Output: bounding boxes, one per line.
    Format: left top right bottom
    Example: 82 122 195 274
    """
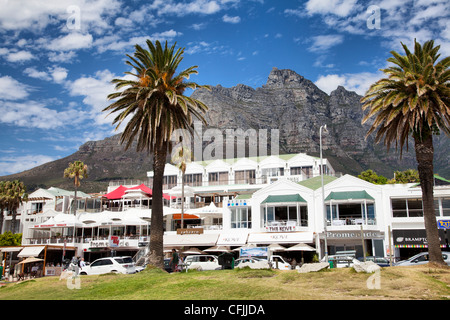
80 272 87 275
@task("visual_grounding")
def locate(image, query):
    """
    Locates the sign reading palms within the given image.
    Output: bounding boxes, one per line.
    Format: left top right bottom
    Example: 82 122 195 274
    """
103 40 209 269
362 40 450 265
64 161 88 216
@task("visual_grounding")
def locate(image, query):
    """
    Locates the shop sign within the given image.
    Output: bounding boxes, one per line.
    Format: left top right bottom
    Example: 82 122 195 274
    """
177 228 204 235
322 231 384 239
265 225 296 233
240 246 268 257
109 235 119 247
438 220 450 229
393 229 446 248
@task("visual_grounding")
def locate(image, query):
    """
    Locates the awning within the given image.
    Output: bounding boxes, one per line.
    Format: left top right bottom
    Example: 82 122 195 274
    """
247 232 314 244
325 191 374 201
261 194 306 204
163 233 219 247
216 232 249 246
172 214 200 220
0 246 23 253
18 246 45 257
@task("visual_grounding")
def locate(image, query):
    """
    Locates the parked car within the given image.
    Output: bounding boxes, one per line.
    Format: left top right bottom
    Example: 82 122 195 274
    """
357 256 391 267
235 257 270 269
184 255 221 271
79 256 136 275
394 252 450 266
269 255 292 270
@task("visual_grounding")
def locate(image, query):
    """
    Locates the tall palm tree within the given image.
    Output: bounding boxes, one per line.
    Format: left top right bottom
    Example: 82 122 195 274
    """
0 181 6 234
171 144 192 229
64 161 88 216
361 39 450 265
103 40 209 268
5 180 27 234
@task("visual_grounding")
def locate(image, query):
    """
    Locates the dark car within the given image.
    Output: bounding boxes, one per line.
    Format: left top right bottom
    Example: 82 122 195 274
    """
164 258 173 273
358 256 391 267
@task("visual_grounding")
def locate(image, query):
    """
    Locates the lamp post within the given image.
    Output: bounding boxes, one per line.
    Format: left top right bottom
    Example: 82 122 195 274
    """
320 124 328 262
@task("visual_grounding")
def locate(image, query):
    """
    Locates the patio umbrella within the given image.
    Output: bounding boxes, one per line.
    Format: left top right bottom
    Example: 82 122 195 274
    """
18 257 44 264
182 247 206 255
268 243 286 252
232 243 256 251
204 246 231 253
284 243 316 252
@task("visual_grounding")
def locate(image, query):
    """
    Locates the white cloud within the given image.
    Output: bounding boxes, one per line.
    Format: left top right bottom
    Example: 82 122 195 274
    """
308 35 344 52
46 33 93 51
67 69 117 125
0 154 58 176
24 66 68 83
222 14 241 23
0 76 30 100
315 72 383 95
149 0 222 16
304 0 358 17
0 0 122 32
5 50 35 62
0 100 86 129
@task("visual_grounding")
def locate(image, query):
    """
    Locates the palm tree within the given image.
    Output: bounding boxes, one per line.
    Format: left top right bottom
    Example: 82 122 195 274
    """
64 161 88 216
171 144 192 229
103 40 209 268
0 181 6 234
5 180 27 234
361 39 450 266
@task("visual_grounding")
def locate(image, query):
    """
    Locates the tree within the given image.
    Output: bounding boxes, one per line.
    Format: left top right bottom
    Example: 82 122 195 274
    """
103 40 209 269
358 169 388 184
0 181 6 234
4 180 27 234
389 169 420 184
171 144 192 229
361 39 450 266
64 161 88 216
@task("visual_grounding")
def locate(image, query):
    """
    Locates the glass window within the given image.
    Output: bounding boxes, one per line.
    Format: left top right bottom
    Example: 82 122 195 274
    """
407 198 423 217
442 198 450 217
231 207 251 228
392 199 407 217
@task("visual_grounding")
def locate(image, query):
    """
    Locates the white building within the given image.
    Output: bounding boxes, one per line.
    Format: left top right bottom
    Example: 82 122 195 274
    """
5 153 450 272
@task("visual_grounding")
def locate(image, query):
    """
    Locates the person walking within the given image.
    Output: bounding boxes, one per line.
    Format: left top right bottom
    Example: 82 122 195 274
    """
170 249 179 272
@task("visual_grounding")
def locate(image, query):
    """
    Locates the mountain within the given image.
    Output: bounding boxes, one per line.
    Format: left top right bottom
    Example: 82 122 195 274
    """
1 68 449 192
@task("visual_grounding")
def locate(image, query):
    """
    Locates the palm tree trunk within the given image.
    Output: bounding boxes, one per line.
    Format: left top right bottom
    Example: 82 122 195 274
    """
414 133 445 265
148 141 168 269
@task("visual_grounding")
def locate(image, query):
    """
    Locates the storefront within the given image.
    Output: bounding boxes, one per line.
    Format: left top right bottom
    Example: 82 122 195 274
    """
392 229 449 260
320 230 385 258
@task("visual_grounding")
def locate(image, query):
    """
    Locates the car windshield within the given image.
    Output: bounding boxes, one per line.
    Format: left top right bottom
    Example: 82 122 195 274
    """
114 257 133 264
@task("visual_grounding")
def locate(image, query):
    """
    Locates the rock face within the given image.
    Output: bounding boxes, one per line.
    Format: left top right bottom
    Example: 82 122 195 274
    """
2 68 449 192
191 67 450 177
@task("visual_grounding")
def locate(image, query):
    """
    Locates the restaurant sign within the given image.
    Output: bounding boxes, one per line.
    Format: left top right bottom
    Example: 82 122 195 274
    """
177 228 204 235
393 229 447 248
265 225 296 233
438 220 450 229
321 231 384 239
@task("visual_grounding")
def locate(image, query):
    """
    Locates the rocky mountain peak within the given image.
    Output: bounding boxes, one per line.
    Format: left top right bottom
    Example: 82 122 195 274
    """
264 67 306 88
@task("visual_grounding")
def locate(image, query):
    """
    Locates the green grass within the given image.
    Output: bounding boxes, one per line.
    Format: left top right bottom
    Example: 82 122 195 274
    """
1 265 449 300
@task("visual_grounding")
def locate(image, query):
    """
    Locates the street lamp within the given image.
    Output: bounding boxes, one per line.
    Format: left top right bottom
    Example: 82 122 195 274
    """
320 124 328 262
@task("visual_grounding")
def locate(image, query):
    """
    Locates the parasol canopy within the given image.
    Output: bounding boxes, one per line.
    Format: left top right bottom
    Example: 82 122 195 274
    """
284 243 316 252
18 257 44 264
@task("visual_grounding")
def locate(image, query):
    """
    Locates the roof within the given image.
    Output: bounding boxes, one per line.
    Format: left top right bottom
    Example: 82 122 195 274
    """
325 190 374 201
103 184 174 200
261 194 306 204
297 175 338 190
46 187 90 198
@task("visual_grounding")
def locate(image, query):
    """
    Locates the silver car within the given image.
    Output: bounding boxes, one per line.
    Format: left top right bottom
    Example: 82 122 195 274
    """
394 252 450 266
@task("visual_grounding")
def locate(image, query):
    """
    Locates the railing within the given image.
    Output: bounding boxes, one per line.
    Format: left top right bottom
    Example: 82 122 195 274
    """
327 218 376 226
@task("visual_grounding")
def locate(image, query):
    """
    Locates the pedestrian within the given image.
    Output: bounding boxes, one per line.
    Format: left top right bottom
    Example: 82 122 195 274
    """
79 257 86 268
170 249 179 272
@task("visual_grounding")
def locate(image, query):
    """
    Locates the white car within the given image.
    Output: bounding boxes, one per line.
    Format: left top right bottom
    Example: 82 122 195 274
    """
235 257 270 269
184 255 221 271
269 255 292 270
395 252 450 266
79 256 136 275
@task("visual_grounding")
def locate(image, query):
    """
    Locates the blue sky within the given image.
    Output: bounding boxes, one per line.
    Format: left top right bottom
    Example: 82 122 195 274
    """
0 0 448 176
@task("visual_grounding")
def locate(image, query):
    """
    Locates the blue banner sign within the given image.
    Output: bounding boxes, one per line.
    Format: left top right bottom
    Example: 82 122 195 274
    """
240 247 268 257
437 220 450 229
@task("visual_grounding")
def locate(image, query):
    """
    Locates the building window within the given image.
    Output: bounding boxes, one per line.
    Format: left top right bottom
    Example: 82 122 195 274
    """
261 167 284 177
184 173 202 187
261 205 308 227
290 166 312 178
231 207 252 228
391 198 423 218
234 170 256 184
208 172 228 186
434 197 450 217
326 202 376 225
163 175 177 189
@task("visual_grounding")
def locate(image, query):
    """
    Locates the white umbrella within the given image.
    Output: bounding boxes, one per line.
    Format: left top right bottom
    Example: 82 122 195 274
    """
284 243 316 252
204 246 231 253
268 243 286 252
182 247 206 255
